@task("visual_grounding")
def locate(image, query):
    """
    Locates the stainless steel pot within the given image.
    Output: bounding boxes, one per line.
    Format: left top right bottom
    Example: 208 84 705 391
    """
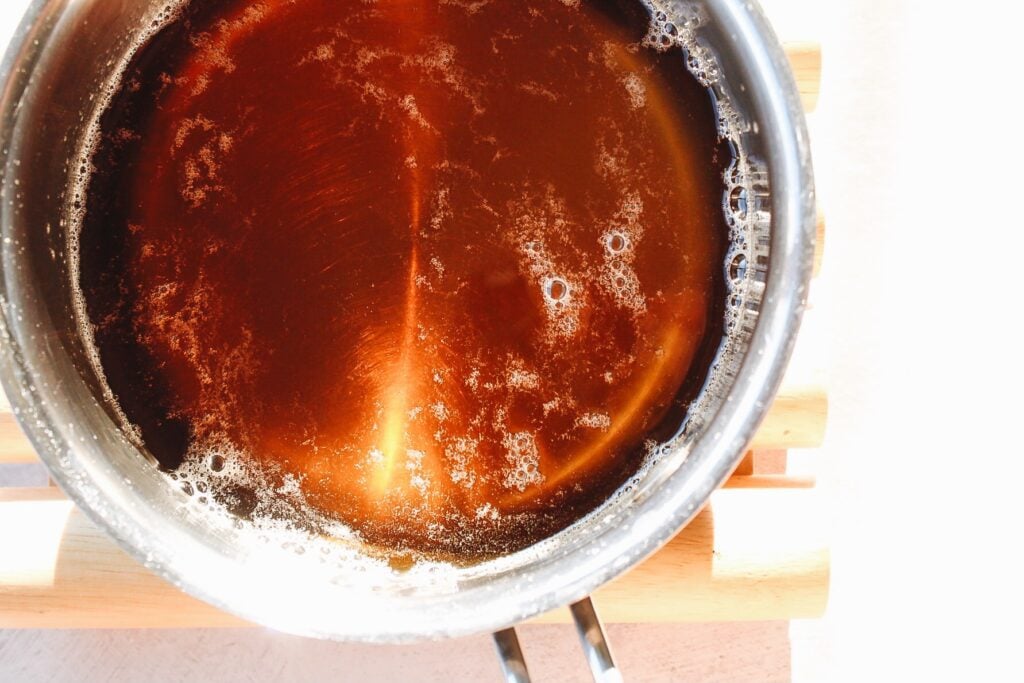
0 0 814 664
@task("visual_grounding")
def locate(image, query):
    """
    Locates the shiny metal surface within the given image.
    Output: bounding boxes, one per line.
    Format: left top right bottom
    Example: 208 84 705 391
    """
570 598 621 683
492 628 532 683
0 0 814 642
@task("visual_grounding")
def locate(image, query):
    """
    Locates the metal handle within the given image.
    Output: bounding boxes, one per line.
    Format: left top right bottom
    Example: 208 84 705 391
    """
491 596 620 682
570 597 622 682
492 627 532 683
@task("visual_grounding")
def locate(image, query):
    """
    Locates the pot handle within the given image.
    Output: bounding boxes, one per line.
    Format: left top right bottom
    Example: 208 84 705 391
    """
492 596 621 682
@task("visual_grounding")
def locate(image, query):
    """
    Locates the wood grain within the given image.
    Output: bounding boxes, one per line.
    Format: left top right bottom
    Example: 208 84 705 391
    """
787 41 821 112
0 481 827 628
0 399 36 465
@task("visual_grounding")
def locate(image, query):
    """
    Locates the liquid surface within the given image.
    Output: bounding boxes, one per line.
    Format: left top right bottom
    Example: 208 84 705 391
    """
79 0 729 557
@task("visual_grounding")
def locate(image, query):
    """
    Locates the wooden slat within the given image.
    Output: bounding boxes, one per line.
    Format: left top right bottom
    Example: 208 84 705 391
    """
786 41 821 112
733 450 755 476
0 411 36 465
0 482 828 628
815 204 826 275
752 449 789 475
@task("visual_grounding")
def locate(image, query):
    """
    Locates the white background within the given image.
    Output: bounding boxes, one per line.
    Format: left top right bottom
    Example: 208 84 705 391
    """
2 0 1023 680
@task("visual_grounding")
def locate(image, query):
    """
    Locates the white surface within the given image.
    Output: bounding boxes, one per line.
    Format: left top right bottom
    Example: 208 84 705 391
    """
797 0 1024 680
3 0 1024 680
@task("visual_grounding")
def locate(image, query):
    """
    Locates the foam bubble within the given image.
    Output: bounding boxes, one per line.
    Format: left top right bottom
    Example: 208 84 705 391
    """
439 0 494 15
299 42 335 65
430 401 449 421
398 94 437 131
544 276 569 302
509 188 587 341
728 185 748 220
405 449 430 496
475 503 500 520
621 72 647 109
542 397 565 415
605 232 629 254
178 123 234 209
729 253 748 282
596 194 647 315
444 436 479 489
518 81 559 102
576 412 612 430
404 40 485 115
502 430 543 492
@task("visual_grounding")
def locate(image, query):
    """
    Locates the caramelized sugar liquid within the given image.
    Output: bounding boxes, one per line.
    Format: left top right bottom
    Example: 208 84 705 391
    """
79 0 730 558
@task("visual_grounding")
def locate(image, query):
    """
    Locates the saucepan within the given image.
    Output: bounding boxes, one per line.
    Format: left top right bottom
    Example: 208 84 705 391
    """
0 0 813 679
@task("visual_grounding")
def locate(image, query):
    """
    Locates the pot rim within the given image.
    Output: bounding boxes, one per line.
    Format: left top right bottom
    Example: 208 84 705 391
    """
0 0 815 641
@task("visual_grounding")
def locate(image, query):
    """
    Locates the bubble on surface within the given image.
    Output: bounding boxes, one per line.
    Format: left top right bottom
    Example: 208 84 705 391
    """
518 81 560 102
502 431 543 492
299 41 336 65
576 412 612 430
439 0 495 15
506 359 540 391
510 188 586 341
728 185 748 220
445 436 479 489
475 502 500 520
621 72 647 109
544 277 568 302
542 396 566 416
605 232 628 254
729 253 748 282
430 402 449 422
398 94 437 131
596 193 647 315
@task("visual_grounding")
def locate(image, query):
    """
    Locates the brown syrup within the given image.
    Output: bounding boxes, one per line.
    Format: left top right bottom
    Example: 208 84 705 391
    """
78 0 730 558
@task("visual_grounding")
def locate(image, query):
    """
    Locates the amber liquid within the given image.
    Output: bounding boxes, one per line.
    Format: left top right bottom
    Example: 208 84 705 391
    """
79 0 729 557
